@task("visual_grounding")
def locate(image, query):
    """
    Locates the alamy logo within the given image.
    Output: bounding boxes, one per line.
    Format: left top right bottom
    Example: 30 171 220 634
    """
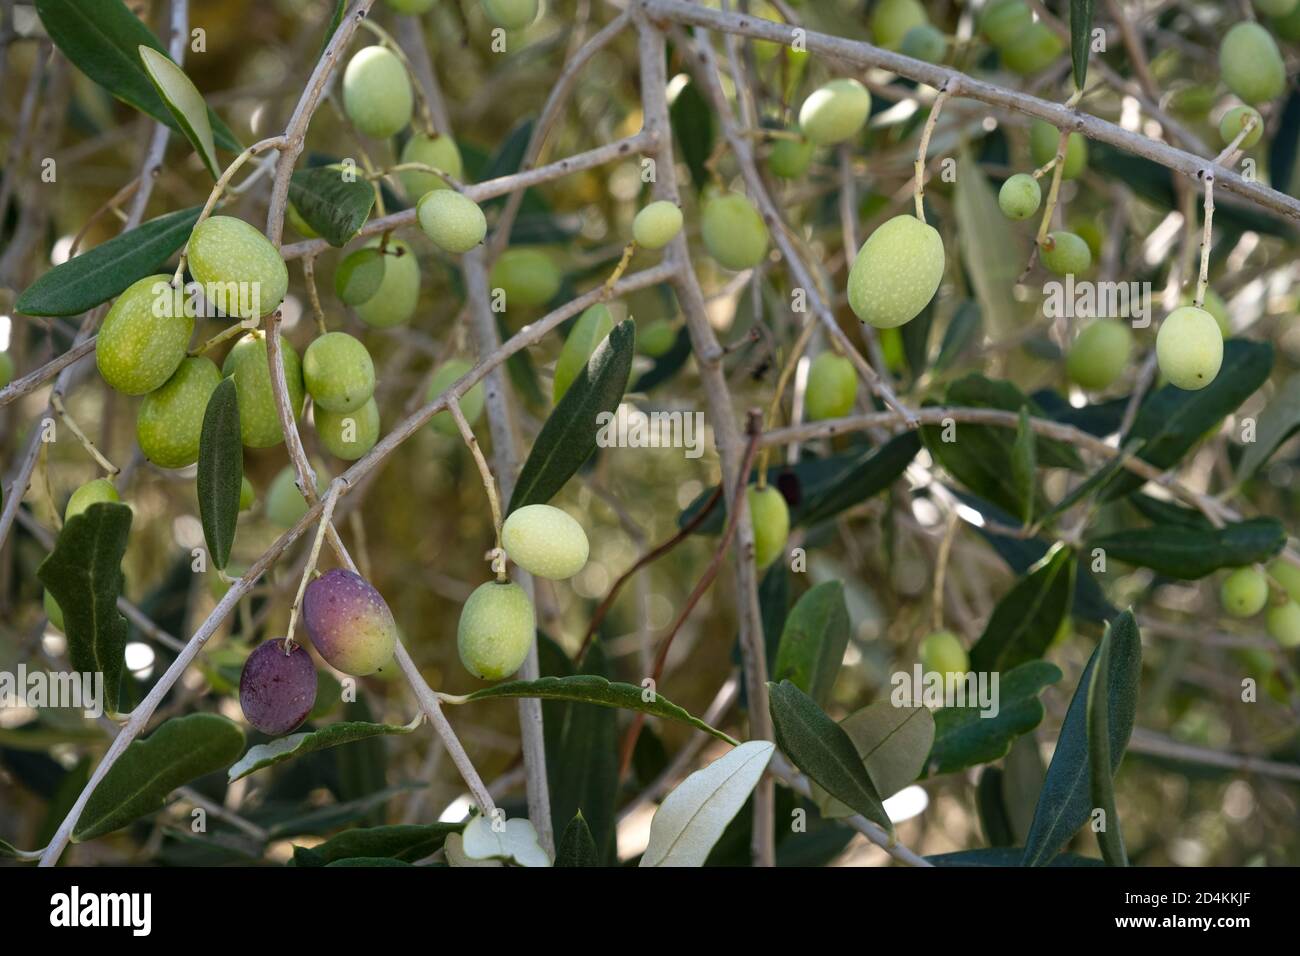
595 404 706 459
1042 275 1153 328
49 886 151 936
150 279 262 321
0 665 104 718
890 665 1000 718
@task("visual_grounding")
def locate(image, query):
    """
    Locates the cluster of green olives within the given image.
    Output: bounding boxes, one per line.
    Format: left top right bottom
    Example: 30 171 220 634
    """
872 0 948 64
978 0 1064 75
1219 560 1300 649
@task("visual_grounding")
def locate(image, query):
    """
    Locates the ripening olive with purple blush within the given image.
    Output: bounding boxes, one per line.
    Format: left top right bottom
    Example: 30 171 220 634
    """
239 640 318 736
302 568 398 676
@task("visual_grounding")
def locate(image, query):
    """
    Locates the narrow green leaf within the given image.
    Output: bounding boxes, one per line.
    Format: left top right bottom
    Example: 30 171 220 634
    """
197 378 241 571
1235 373 1300 484
138 45 218 178
926 661 1062 775
928 848 1105 867
287 166 376 247
227 716 421 781
319 0 346 58
37 502 132 708
74 714 245 841
1037 439 1142 527
669 76 714 193
969 546 1075 671
767 680 892 835
293 823 461 866
797 432 921 526
813 701 935 818
509 320 635 512
16 205 201 316
460 674 737 746
1021 611 1141 867
34 0 240 151
1086 628 1128 866
771 580 849 707
976 767 1016 847
555 813 599 867
1088 516 1285 579
1011 405 1036 525
1069 0 1095 91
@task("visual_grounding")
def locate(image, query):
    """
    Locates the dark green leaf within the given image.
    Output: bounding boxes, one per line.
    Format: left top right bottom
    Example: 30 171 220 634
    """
37 502 132 709
1069 0 1095 91
813 702 935 816
798 432 920 526
74 714 245 842
482 118 534 183
319 0 346 58
1021 611 1141 866
669 77 714 193
771 580 849 707
1011 405 1036 525
976 767 1015 847
509 320 635 511
1036 439 1142 527
1086 626 1128 866
767 680 892 835
927 848 1105 866
1234 373 1300 484
1129 493 1214 530
555 813 599 867
969 546 1075 672
926 661 1062 775
16 206 201 316
287 166 376 247
934 301 981 372
292 823 461 866
1088 516 1285 579
460 674 737 745
197 378 241 571
34 0 239 151
228 717 420 781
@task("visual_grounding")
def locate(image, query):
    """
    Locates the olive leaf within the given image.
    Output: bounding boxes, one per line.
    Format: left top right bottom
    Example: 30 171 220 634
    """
16 205 201 316
1234 373 1300 484
927 848 1105 867
771 580 849 707
1087 516 1285 579
969 545 1075 672
197 378 242 571
669 75 715 194
1069 0 1095 92
288 167 376 247
138 45 219 178
555 813 599 867
228 715 421 781
812 701 935 819
953 152 1026 342
1086 626 1128 866
292 823 462 867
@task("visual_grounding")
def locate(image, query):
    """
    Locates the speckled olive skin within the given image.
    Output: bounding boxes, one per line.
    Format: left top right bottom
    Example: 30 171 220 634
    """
553 304 613 404
1040 230 1092 276
417 190 487 253
847 215 944 329
427 359 485 435
1219 105 1264 149
805 353 858 421
489 248 562 309
502 504 590 579
632 201 683 251
222 331 305 448
136 356 222 468
398 133 463 198
482 0 539 30
239 639 318 736
342 46 413 139
747 484 790 570
303 568 398 676
701 192 769 271
1156 306 1223 390
65 478 120 521
303 332 375 413
1065 319 1132 391
1220 568 1269 618
1219 22 1286 104
187 216 288 320
353 240 421 329
797 78 871 146
96 274 194 395
458 580 535 680
314 396 380 460
998 173 1042 220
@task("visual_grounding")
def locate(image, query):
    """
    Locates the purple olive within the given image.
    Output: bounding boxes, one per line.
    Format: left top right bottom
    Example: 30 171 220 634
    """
239 639 318 736
302 568 398 676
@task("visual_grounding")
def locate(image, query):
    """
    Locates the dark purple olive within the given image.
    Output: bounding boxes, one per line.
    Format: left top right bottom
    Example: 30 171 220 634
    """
239 639 317 736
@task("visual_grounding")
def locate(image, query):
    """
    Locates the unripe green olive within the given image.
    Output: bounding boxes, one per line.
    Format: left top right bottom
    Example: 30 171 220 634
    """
871 0 928 50
304 568 398 676
1220 567 1269 618
1267 558 1300 602
315 396 380 460
266 464 329 529
303 332 375 414
342 46 413 139
1040 230 1091 276
501 503 590 580
239 475 255 510
1000 22 1064 75
398 133 463 198
489 248 562 308
427 359 485 436
96 274 194 395
482 0 539 30
136 356 222 468
0 351 13 388
797 78 872 146
1066 319 1132 391
1071 217 1104 262
458 580 536 680
188 216 288 320
632 201 684 251
979 0 1032 47
387 0 436 13
920 629 969 676
1029 120 1088 180
1181 288 1230 337
767 134 815 179
1219 22 1286 104
1266 599 1300 647
998 173 1042 220
805 352 858 421
553 303 613 404
638 318 679 358
1156 306 1223 390
1219 105 1264 149
66 478 120 521
701 191 769 271
900 24 948 64
418 190 487 254
337 240 422 328
221 331 305 448
847 214 944 329
1275 0 1300 41
747 484 790 570
1256 0 1298 16
44 589 64 630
